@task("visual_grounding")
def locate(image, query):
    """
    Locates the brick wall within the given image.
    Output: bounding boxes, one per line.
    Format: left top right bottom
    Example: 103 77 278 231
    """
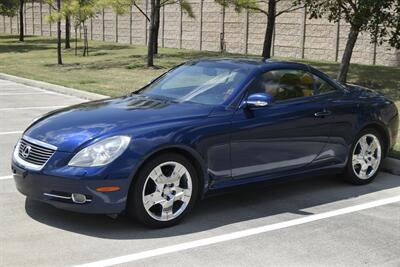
1 1 399 66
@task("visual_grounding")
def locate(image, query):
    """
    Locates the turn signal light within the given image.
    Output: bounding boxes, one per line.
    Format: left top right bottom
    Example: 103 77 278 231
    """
96 186 121 192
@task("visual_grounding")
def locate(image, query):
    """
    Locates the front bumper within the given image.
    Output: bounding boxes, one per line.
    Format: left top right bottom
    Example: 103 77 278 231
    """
11 162 131 214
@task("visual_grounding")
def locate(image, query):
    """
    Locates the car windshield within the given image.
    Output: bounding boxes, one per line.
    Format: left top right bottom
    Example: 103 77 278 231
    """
138 61 249 105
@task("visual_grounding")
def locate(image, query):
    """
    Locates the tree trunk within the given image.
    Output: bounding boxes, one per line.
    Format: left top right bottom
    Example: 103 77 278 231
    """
65 15 70 49
154 6 160 55
75 26 78 56
82 24 89 56
19 0 24 41
262 0 276 59
85 26 89 56
56 0 62 65
337 24 359 83
147 0 160 67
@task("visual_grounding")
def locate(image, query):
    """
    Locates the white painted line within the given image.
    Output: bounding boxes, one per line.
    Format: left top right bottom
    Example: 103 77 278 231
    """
0 175 13 180
0 131 23 135
0 105 66 111
75 195 400 267
0 92 55 96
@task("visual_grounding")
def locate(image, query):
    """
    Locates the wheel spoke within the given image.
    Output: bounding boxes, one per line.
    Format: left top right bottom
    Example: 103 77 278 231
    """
143 192 165 210
152 166 169 184
368 141 377 153
174 186 192 202
370 158 379 169
359 163 369 177
160 200 174 220
359 136 368 151
170 163 186 183
352 154 364 165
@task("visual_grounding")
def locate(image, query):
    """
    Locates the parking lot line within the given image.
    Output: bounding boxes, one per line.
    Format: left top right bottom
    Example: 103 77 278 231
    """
0 175 12 180
0 131 23 135
74 195 400 267
0 105 66 111
0 92 54 96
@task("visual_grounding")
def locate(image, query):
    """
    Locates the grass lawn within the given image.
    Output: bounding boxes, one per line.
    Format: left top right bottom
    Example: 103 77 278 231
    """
0 34 399 153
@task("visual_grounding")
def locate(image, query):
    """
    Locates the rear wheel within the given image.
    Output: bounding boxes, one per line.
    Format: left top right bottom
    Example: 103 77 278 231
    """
128 153 199 228
345 129 383 184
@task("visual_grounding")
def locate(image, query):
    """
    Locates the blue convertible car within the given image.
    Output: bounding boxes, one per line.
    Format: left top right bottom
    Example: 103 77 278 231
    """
12 58 399 227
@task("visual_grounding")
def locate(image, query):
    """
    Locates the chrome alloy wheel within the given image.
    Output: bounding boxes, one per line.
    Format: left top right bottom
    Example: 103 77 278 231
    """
142 161 193 221
352 134 382 180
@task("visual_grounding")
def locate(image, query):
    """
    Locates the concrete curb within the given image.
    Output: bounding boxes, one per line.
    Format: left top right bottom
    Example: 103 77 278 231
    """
0 73 107 101
381 158 400 176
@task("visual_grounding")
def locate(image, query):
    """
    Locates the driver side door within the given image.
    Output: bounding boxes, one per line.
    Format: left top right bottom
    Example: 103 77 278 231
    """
230 68 333 180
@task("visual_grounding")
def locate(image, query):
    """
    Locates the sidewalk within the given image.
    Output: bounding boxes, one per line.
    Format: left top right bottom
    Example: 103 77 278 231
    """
0 73 106 101
382 157 400 175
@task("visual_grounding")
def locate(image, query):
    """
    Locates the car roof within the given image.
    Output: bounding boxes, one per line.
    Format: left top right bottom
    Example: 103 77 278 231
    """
187 57 311 71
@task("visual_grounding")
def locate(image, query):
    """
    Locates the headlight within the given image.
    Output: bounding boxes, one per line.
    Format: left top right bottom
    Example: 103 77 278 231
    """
68 136 131 167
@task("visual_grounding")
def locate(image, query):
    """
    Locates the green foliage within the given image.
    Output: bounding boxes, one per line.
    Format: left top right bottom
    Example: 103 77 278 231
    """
96 0 133 15
215 0 258 13
179 0 194 18
0 0 19 17
216 0 301 16
295 0 400 49
46 0 136 25
46 0 99 25
159 0 195 18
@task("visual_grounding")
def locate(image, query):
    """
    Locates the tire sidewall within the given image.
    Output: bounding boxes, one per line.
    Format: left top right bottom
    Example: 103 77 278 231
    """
128 153 199 228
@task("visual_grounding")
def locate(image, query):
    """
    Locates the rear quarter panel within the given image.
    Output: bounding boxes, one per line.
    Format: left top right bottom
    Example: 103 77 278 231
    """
346 85 398 152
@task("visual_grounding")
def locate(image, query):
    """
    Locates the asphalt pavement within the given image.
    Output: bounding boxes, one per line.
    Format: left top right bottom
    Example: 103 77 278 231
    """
0 78 399 267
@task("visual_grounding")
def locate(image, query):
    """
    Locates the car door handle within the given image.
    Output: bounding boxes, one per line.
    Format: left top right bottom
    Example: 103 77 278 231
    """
314 110 332 118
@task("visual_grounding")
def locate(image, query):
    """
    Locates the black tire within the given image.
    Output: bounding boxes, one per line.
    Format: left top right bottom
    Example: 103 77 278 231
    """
127 153 199 228
344 128 384 185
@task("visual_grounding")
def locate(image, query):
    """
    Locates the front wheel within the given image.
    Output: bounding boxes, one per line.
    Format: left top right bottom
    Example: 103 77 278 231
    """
344 129 383 185
128 153 199 228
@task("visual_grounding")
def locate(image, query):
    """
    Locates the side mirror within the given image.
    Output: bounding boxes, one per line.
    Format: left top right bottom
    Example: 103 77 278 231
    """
241 93 274 109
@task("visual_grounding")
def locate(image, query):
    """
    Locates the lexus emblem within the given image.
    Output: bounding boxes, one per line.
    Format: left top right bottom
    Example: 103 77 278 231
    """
21 145 31 159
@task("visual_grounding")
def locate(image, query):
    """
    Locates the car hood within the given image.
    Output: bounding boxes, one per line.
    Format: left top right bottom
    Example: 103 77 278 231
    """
25 95 214 152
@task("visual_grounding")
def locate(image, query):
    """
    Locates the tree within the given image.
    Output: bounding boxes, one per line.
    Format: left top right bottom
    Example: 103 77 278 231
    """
101 0 193 66
46 0 63 64
64 0 97 56
216 0 303 59
18 0 23 41
56 0 62 64
0 0 25 41
147 0 159 67
65 15 71 48
296 0 400 83
147 0 194 67
50 0 99 57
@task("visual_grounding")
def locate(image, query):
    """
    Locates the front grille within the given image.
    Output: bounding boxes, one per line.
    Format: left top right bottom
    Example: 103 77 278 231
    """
18 138 55 167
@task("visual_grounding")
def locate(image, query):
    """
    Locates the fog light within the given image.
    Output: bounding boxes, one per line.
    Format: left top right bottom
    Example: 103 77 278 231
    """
71 193 87 204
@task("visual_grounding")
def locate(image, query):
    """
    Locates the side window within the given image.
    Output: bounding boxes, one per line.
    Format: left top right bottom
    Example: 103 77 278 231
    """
311 74 337 94
247 69 336 101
